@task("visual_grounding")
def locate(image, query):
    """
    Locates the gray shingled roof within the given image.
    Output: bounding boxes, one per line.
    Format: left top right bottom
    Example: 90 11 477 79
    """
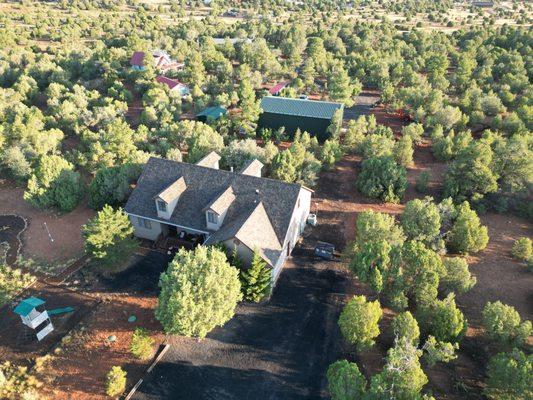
124 157 304 246
260 96 344 119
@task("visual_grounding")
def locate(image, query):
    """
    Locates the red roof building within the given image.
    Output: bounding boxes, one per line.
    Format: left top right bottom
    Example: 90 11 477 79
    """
130 51 145 67
269 81 289 95
155 76 190 96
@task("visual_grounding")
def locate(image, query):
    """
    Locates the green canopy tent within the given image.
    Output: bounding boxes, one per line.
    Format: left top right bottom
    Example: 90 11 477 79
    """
196 106 228 122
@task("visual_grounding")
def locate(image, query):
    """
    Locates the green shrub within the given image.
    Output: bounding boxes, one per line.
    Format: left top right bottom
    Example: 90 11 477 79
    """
88 164 141 210
24 155 85 213
415 171 430 193
485 349 532 400
0 362 40 400
483 301 532 347
441 257 476 294
357 156 407 203
0 264 33 307
105 366 126 397
391 311 420 346
447 201 489 254
155 246 242 338
422 336 458 367
327 360 367 400
82 206 138 273
338 295 382 351
511 237 532 261
130 328 154 360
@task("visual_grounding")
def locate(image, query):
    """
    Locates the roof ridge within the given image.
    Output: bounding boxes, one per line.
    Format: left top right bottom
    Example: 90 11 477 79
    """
147 156 303 190
262 95 343 106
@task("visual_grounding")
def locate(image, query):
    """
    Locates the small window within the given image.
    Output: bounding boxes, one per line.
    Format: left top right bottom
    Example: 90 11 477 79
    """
137 217 152 229
157 200 167 212
207 211 217 224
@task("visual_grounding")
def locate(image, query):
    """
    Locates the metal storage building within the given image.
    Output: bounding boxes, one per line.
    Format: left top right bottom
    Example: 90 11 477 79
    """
258 96 343 142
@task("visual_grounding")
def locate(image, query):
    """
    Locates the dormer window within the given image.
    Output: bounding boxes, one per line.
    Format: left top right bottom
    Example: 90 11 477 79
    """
156 176 186 220
157 200 167 212
207 211 218 224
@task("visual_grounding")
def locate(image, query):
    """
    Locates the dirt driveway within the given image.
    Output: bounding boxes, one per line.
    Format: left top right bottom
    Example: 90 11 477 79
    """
133 243 351 400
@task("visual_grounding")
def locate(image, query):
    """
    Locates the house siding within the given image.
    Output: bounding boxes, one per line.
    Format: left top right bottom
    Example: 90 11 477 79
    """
222 239 254 266
271 188 312 282
129 215 166 241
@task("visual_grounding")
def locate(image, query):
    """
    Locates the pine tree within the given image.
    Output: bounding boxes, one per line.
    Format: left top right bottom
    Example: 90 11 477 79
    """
240 251 272 302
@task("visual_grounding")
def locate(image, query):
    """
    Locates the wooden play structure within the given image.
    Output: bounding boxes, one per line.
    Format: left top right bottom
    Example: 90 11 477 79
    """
13 296 74 342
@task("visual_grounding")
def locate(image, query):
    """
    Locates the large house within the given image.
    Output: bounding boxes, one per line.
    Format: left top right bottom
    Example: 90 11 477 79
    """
124 153 313 282
258 96 344 142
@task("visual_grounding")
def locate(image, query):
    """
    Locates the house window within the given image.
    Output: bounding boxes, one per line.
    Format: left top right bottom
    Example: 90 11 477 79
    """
137 217 152 229
157 200 167 212
207 211 218 224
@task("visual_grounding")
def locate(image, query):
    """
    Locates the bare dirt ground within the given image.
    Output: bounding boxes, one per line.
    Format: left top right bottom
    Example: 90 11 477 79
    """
311 134 532 399
38 251 171 400
0 283 99 365
40 295 164 400
0 180 94 266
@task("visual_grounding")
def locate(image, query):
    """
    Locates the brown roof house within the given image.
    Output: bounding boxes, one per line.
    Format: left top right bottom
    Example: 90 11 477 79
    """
155 76 190 97
130 50 185 72
124 153 313 283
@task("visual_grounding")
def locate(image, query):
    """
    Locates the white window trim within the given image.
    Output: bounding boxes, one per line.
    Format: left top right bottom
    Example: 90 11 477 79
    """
157 200 167 212
137 217 152 229
207 211 218 224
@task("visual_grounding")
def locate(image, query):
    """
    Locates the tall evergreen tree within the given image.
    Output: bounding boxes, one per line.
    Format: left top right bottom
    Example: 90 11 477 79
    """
82 206 138 272
240 251 272 302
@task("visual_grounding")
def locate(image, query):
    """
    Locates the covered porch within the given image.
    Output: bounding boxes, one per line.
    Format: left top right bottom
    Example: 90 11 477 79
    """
154 223 207 255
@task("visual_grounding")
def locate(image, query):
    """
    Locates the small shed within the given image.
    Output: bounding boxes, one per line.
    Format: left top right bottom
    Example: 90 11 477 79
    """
196 106 228 122
130 51 146 70
13 297 54 341
269 81 289 96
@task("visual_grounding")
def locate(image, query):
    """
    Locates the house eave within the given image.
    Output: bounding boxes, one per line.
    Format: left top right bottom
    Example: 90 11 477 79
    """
125 211 210 235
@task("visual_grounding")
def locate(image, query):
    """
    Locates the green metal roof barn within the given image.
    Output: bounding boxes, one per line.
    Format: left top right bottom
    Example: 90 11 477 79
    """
258 97 343 142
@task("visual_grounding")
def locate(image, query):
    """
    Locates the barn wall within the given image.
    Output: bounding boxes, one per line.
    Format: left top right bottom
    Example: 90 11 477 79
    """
258 112 333 142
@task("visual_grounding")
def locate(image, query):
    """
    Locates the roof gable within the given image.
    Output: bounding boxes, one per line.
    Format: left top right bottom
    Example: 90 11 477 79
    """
196 151 221 168
157 176 186 203
235 202 282 266
205 186 235 215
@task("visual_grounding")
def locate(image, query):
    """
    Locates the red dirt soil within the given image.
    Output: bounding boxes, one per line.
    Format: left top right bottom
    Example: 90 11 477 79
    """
312 138 532 399
0 180 94 266
40 295 164 400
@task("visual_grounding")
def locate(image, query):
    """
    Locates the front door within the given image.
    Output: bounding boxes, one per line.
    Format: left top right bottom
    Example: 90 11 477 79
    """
168 225 178 237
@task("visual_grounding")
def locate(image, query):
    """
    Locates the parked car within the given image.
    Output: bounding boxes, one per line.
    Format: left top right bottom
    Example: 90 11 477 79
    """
314 241 335 260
